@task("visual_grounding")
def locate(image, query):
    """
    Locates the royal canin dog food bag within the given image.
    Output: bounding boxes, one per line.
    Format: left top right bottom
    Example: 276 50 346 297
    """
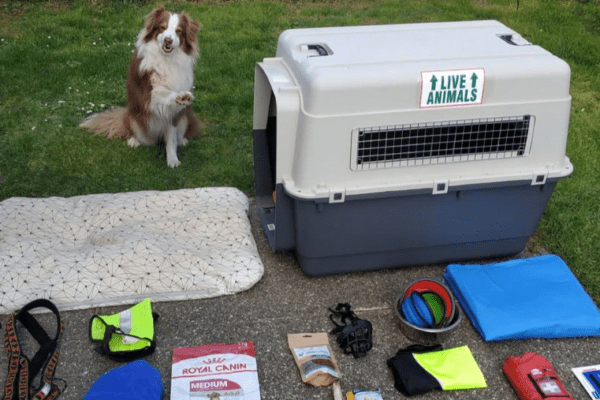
171 341 260 399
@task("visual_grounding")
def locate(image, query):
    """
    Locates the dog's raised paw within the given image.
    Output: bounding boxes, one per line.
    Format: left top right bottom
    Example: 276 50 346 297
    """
175 92 193 106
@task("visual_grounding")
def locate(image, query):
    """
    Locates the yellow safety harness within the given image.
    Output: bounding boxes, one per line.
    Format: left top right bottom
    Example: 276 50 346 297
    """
88 299 158 361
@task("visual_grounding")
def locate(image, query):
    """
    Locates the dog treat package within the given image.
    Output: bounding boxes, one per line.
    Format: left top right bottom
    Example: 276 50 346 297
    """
288 332 341 387
346 389 384 400
170 341 260 400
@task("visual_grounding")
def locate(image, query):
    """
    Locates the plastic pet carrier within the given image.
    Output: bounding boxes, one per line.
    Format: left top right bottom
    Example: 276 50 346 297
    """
252 20 573 276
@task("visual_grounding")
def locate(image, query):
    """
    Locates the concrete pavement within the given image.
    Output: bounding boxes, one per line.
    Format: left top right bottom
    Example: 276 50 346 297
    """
1 198 598 399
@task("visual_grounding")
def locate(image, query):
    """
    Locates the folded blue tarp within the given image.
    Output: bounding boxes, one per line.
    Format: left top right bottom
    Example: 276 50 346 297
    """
444 255 600 341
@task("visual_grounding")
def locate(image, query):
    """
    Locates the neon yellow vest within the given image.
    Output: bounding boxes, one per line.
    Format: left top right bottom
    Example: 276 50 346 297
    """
413 345 487 390
387 344 487 396
89 298 157 360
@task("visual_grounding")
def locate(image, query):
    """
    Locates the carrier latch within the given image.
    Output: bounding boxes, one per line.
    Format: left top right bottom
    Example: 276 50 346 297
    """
433 179 449 195
532 172 548 185
329 188 346 203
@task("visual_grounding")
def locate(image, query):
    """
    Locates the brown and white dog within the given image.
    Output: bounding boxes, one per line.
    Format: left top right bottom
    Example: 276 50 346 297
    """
80 8 201 168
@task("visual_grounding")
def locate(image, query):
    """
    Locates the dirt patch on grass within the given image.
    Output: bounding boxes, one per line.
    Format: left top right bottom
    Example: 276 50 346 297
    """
284 0 376 12
0 4 24 37
196 117 211 138
0 0 71 37
526 234 550 256
41 0 71 12
0 21 20 37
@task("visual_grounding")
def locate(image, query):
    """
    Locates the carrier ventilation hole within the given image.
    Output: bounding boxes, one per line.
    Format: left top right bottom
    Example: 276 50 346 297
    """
355 115 531 169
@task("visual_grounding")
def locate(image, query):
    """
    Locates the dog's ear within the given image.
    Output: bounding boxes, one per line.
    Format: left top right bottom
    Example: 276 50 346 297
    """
182 12 202 36
179 12 201 53
145 7 165 27
144 7 167 41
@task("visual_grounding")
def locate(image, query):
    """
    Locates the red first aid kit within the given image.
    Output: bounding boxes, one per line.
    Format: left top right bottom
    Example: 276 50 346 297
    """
503 352 573 400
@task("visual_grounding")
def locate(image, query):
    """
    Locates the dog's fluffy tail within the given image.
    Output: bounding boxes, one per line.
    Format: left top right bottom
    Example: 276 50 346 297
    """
79 108 132 138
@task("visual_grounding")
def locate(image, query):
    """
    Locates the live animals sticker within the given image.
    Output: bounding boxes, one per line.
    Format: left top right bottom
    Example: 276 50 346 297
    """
420 69 485 108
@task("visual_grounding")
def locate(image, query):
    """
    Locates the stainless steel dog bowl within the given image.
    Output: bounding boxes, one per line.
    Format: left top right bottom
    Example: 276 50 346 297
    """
394 282 463 345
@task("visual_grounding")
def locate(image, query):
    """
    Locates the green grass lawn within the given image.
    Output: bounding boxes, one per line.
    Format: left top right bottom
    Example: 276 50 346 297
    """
0 0 599 297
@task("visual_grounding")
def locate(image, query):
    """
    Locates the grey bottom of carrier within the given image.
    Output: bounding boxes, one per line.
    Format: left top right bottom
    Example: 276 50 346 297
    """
297 237 529 276
257 180 558 276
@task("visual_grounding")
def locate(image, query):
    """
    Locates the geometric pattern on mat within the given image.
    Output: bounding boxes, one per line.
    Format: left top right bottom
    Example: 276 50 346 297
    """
0 187 264 313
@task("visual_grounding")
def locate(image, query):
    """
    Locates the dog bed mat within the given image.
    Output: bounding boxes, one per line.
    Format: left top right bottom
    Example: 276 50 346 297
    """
444 255 600 341
0 187 264 313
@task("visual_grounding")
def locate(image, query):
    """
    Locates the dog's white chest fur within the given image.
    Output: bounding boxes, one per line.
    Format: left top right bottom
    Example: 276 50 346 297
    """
137 40 195 94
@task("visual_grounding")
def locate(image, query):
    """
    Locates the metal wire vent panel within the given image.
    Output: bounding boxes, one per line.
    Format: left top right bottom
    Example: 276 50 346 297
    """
353 115 532 170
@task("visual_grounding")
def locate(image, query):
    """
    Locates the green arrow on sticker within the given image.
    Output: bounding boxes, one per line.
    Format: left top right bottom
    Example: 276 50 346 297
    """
471 72 478 88
430 75 438 90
